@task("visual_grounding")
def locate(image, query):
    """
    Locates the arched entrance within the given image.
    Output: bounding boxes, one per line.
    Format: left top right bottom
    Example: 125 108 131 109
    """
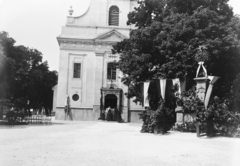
104 94 117 109
100 87 123 121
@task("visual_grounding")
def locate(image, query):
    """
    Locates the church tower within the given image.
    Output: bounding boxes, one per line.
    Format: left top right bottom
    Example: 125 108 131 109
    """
53 0 143 122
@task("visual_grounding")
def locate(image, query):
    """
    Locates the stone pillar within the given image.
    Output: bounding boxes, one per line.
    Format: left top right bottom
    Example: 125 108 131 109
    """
194 77 209 102
175 106 184 125
194 61 209 137
194 77 208 137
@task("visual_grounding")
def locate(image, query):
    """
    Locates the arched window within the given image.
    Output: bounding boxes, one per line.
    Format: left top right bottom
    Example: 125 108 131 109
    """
107 62 116 80
109 6 119 26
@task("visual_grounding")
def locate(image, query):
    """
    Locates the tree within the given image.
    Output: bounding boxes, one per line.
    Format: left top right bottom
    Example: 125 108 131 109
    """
0 31 58 112
113 0 240 100
0 32 16 102
231 73 240 112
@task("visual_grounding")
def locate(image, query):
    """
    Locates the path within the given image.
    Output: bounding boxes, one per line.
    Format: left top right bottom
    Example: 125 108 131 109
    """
0 120 239 166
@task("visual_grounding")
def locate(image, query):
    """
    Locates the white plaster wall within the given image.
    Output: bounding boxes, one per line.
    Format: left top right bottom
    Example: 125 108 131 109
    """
56 50 69 108
130 98 144 110
94 54 104 105
52 85 58 113
72 0 137 27
56 49 97 108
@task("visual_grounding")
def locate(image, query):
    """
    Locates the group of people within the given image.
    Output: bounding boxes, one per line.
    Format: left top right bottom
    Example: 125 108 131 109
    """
64 95 122 122
104 106 119 121
6 107 28 123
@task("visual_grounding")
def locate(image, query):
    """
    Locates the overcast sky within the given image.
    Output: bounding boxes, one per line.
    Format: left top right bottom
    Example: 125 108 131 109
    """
0 0 240 71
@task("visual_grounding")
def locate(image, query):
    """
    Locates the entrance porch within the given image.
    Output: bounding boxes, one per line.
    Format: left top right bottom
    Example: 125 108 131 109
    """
99 87 123 122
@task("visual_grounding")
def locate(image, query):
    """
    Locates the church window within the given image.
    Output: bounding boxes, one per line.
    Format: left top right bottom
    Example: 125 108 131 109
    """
107 62 116 80
73 63 81 78
109 6 119 26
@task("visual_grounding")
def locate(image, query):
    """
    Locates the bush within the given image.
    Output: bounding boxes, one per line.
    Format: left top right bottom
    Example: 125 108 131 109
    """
231 73 240 112
139 108 156 133
181 90 204 113
206 97 240 137
139 99 175 133
179 89 240 137
175 89 205 114
174 121 197 132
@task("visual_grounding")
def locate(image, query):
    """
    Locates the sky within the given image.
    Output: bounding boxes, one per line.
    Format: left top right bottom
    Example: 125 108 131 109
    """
0 0 240 71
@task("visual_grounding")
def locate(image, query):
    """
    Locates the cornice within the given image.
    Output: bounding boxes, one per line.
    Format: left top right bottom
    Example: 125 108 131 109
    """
57 37 119 46
65 24 132 31
57 28 128 48
59 43 113 52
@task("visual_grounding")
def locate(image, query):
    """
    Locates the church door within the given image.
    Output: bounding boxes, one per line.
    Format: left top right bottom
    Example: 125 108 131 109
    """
104 94 117 109
104 94 118 121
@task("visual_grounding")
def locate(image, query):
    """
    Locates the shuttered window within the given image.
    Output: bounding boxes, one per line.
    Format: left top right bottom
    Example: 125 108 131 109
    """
109 6 119 26
73 63 81 78
107 63 116 80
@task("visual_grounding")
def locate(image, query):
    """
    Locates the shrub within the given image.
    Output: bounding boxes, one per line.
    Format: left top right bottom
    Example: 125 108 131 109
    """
176 89 205 114
139 108 156 133
231 73 240 113
183 90 203 113
174 121 197 132
175 89 240 137
206 97 240 137
139 99 174 133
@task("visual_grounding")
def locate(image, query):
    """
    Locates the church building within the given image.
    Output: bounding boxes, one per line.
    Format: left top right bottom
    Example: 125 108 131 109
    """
53 0 144 122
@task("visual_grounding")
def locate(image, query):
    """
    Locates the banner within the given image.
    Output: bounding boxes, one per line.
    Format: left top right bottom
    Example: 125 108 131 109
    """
204 76 220 109
159 78 167 100
143 82 150 107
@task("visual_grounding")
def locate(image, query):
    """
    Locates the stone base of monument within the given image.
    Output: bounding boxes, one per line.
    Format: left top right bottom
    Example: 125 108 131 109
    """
175 107 196 125
184 112 196 122
176 112 184 124
175 112 197 132
175 106 184 124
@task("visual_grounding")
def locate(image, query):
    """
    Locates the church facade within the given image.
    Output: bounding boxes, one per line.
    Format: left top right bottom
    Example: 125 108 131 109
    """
53 0 144 122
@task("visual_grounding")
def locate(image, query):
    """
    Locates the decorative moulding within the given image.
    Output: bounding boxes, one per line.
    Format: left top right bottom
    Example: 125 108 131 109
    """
65 24 131 30
57 29 126 46
69 53 86 56
94 29 127 42
95 51 105 56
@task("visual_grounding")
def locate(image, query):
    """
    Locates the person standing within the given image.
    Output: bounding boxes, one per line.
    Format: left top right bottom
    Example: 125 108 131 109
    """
105 106 111 121
112 107 117 121
65 96 72 120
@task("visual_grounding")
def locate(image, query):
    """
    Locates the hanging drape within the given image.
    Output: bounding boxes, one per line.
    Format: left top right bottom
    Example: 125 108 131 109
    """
143 82 150 107
159 78 167 100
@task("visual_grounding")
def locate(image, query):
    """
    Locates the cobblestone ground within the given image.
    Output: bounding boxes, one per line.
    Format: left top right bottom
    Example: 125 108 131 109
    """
0 120 239 166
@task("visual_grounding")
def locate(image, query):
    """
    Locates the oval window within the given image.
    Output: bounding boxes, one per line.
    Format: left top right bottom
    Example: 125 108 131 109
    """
72 94 79 101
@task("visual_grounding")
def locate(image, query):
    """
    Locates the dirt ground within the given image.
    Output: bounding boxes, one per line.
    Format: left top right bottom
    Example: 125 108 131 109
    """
0 120 239 166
